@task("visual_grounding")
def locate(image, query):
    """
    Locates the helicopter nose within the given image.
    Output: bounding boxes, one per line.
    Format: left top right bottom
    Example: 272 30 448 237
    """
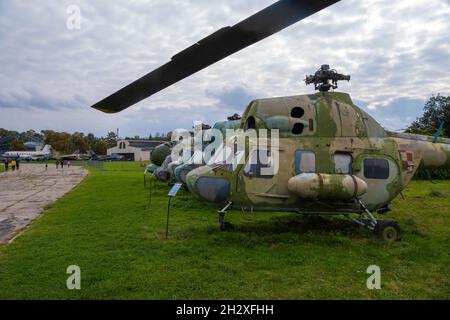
180 169 190 184
186 169 230 203
175 166 190 185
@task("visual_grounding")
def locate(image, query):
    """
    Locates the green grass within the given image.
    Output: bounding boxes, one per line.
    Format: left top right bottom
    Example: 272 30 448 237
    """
103 161 148 171
0 164 449 299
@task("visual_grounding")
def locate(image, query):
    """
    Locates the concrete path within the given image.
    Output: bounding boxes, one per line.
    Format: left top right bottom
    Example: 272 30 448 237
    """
0 164 88 243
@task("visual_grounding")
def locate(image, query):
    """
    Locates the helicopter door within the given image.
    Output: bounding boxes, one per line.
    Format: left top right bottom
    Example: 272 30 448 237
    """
356 156 400 210
241 149 288 205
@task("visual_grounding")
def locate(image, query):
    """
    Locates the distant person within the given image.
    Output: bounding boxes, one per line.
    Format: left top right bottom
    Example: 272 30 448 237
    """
16 159 20 170
45 163 48 171
56 161 59 169
67 160 71 168
11 159 16 171
3 159 8 172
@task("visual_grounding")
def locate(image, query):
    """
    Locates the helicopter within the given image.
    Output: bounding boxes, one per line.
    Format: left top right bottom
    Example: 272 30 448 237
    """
152 117 242 185
185 66 450 240
90 0 450 240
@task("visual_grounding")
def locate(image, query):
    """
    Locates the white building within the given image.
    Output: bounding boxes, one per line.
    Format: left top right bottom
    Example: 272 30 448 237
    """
107 139 166 162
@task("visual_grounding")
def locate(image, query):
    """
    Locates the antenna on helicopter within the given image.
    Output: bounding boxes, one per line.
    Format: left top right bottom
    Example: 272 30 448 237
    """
305 65 351 92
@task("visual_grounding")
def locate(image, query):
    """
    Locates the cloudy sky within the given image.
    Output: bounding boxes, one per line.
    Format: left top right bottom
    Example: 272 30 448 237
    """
1 0 450 137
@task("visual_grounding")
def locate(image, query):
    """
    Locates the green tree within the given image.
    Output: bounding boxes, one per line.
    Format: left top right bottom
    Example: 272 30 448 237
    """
10 139 26 151
0 128 18 137
86 133 97 150
105 131 117 148
406 95 450 137
92 140 108 155
70 132 89 153
42 130 72 153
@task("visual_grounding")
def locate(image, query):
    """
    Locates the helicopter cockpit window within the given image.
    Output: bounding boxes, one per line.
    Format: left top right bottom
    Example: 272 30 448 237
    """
244 116 256 131
364 159 389 179
295 150 316 174
244 149 274 178
334 153 352 174
291 107 305 118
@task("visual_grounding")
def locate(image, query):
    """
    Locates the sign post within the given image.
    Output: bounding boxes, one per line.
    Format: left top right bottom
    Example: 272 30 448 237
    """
166 183 182 239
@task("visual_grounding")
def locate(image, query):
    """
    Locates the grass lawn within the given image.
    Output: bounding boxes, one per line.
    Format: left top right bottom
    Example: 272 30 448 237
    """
0 164 449 299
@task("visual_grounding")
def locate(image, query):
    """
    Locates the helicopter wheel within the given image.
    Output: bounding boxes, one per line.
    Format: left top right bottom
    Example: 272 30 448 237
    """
374 219 401 241
220 222 234 231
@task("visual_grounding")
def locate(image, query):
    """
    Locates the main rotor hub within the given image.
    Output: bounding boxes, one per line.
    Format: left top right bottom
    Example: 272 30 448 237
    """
305 65 351 92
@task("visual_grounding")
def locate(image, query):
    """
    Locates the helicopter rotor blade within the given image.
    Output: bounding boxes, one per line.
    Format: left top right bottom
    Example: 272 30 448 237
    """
91 0 341 113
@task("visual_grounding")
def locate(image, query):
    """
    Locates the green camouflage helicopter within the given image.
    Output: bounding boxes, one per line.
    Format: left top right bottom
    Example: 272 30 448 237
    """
91 0 450 240
185 66 450 240
148 119 241 184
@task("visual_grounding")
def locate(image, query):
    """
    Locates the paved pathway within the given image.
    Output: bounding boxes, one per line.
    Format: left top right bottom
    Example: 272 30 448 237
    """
0 164 88 243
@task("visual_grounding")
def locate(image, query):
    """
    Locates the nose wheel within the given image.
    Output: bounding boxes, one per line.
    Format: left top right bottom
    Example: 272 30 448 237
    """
218 202 234 231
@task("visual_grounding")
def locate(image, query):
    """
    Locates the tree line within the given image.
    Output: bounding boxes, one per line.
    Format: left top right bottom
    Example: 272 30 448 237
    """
0 129 173 155
405 94 449 179
0 129 119 155
405 95 449 137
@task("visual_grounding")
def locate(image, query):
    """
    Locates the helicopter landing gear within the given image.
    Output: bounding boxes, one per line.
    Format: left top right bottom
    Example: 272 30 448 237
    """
374 219 401 241
348 198 378 231
218 201 234 231
347 198 401 241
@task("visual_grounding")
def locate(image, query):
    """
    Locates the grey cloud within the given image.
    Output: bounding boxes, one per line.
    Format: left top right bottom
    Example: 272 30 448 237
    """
206 85 257 110
0 0 449 136
357 97 426 131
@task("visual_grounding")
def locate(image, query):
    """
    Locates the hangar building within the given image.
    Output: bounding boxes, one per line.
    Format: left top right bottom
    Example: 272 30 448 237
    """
107 139 166 161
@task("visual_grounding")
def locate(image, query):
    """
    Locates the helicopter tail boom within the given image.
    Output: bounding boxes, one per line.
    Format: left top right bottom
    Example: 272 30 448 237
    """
390 132 450 170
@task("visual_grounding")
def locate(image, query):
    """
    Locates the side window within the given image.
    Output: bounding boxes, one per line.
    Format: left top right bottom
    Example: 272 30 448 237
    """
364 159 389 179
295 150 316 174
334 153 352 174
244 116 256 131
244 150 274 178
